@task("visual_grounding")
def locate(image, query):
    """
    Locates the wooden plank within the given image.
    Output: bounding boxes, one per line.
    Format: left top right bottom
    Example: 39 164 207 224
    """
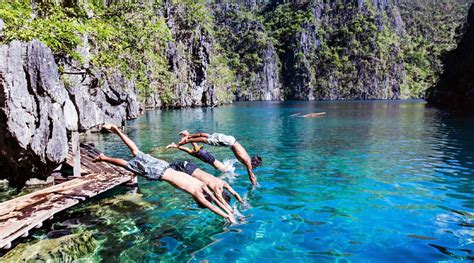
71 132 81 177
0 144 135 249
0 172 131 249
65 143 132 176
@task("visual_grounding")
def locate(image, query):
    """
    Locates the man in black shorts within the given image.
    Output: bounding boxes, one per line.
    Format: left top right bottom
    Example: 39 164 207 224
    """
166 142 230 173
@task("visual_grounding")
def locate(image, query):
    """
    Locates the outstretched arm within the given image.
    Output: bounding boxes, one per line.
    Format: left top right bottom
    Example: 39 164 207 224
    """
103 124 139 156
212 159 229 173
192 169 244 205
246 164 258 185
162 169 236 223
223 182 244 203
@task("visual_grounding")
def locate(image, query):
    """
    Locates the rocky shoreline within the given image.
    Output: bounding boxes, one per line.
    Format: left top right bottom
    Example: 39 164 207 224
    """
0 0 473 185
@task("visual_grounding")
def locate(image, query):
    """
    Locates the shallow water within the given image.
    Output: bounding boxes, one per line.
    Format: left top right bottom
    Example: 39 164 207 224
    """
4 100 474 262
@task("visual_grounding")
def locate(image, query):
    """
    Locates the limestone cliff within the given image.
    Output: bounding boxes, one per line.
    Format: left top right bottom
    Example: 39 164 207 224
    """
0 40 138 185
426 4 474 112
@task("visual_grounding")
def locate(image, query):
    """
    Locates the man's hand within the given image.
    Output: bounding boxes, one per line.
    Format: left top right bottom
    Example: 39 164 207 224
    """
188 180 234 219
249 171 258 185
206 178 244 211
192 170 244 205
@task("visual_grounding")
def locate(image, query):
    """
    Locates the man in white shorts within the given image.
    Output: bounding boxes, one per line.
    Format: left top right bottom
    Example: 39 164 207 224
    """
175 131 262 185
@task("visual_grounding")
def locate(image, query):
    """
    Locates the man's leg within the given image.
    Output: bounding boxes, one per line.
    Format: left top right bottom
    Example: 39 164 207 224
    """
213 160 229 173
93 153 128 168
178 137 209 146
179 130 210 139
104 124 139 156
187 133 210 138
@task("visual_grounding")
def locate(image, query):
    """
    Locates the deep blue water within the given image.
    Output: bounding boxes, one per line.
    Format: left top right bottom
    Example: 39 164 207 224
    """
8 100 474 262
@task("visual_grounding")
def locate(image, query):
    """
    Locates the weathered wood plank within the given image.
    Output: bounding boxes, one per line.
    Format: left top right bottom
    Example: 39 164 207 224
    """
0 172 131 249
0 144 134 249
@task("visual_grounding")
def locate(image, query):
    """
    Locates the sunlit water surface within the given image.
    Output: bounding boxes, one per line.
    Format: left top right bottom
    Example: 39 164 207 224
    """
4 101 474 262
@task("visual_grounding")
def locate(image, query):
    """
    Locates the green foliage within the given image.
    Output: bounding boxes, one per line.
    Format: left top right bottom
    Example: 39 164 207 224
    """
178 0 214 35
86 2 174 101
398 0 470 98
0 1 177 103
0 1 85 60
208 47 237 103
264 3 313 53
213 7 271 94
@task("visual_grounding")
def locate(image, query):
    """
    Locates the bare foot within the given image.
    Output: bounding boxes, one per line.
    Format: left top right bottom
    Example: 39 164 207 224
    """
102 123 117 132
178 130 190 137
93 153 105 163
178 136 188 145
166 143 177 149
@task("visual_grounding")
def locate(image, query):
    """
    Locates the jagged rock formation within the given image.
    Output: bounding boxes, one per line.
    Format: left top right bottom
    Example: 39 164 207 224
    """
426 4 474 112
61 58 140 131
0 40 138 185
264 0 406 100
213 4 282 101
0 40 73 185
163 2 217 107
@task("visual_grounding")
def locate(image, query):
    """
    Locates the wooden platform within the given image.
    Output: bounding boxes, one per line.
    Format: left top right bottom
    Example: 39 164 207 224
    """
0 144 133 249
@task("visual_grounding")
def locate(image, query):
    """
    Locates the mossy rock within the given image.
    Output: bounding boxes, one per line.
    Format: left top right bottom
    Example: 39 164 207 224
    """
2 232 98 262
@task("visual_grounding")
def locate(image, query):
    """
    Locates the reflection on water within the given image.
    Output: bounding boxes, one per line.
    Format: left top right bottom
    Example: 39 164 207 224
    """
2 100 474 262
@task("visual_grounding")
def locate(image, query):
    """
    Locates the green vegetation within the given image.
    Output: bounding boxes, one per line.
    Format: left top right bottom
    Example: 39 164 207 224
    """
0 0 470 102
264 3 313 53
0 1 86 60
0 1 174 101
312 3 401 98
213 7 272 97
0 0 234 106
208 48 237 103
398 0 470 98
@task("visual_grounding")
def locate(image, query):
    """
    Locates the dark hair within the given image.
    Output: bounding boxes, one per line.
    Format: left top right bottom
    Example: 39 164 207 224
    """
251 155 263 168
196 190 231 209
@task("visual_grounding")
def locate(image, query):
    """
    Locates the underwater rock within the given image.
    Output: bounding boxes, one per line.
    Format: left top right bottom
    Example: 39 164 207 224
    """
1 232 97 262
47 229 73 239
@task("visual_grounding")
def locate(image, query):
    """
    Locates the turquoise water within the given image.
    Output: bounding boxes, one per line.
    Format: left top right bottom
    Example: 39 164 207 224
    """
6 100 474 262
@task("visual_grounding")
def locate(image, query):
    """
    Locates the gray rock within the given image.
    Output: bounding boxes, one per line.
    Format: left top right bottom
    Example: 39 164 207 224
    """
0 40 75 185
